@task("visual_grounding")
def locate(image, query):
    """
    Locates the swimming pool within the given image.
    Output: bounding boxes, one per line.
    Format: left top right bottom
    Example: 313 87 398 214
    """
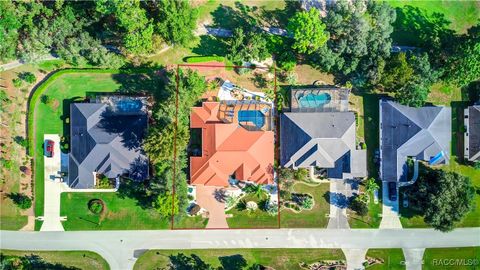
116 99 143 112
297 92 332 108
238 110 265 128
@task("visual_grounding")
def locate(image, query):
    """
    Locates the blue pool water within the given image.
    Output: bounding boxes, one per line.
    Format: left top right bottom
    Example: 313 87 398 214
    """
116 99 143 112
297 93 332 108
238 110 265 128
429 151 445 165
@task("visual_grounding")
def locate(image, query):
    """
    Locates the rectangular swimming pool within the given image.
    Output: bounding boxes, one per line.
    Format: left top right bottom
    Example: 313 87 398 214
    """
238 110 265 128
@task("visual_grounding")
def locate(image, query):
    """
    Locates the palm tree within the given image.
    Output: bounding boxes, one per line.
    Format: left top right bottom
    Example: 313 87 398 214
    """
365 177 379 194
244 184 266 198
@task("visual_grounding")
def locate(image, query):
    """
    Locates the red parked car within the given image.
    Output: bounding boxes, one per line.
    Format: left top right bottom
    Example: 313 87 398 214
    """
44 140 54 157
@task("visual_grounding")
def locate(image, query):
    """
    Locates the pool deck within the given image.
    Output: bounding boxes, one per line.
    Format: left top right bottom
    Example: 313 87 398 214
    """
217 102 273 131
291 88 349 112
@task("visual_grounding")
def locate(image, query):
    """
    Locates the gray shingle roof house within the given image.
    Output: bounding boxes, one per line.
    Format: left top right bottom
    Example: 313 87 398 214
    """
280 112 367 179
380 100 451 183
68 98 148 189
464 105 480 161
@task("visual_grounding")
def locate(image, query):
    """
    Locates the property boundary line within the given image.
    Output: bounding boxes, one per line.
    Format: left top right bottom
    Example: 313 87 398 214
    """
171 63 279 230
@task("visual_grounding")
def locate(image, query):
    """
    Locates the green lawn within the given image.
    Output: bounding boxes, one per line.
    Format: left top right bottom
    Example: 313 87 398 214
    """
173 215 208 229
348 189 382 229
33 72 122 224
365 249 406 270
280 182 330 228
226 193 278 228
60 192 170 230
386 0 480 33
133 248 345 270
423 247 480 270
1 249 110 270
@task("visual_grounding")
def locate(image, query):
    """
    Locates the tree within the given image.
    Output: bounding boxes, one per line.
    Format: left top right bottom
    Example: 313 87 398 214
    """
96 0 155 54
365 178 379 194
0 1 21 61
243 184 266 199
396 81 430 107
227 28 269 64
405 167 475 232
152 0 198 46
350 196 368 216
287 8 329 54
381 53 414 91
154 192 178 218
169 253 214 270
443 25 480 86
8 193 32 209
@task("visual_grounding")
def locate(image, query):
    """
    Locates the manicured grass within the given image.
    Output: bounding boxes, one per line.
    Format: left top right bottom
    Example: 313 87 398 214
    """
226 193 278 228
1 249 110 270
60 192 170 230
386 0 480 33
133 248 345 270
32 72 122 220
348 189 382 229
173 215 208 229
423 247 480 270
280 182 330 228
0 179 28 230
365 249 406 270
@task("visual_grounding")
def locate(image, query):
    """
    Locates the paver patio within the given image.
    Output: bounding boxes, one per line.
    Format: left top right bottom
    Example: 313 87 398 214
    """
196 185 228 229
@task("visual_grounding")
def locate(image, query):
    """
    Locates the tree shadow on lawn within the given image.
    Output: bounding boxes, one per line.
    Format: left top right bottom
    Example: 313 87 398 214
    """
219 254 248 270
210 4 256 30
260 0 300 28
191 35 229 57
392 6 455 51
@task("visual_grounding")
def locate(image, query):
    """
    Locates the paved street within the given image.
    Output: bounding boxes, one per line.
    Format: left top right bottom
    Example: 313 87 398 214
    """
1 228 479 270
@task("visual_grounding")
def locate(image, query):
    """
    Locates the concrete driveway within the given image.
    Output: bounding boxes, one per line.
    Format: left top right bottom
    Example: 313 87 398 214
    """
196 185 228 229
327 179 359 229
39 134 65 231
379 182 402 229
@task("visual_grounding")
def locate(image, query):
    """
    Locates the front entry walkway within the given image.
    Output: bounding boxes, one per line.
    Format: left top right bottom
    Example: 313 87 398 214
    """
327 179 358 229
196 185 228 229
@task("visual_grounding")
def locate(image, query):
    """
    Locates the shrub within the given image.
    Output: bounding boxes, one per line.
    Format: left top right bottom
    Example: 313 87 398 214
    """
14 136 28 148
8 193 32 209
294 168 309 181
40 95 50 104
88 199 104 214
189 204 201 216
301 196 313 209
19 72 36 84
226 195 237 209
96 174 111 188
12 78 22 88
350 196 368 216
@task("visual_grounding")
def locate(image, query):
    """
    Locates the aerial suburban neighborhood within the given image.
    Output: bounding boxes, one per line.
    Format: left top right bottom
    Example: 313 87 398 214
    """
0 0 479 269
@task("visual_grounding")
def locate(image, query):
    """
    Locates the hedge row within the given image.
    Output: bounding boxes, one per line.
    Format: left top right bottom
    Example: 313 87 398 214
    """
184 56 226 63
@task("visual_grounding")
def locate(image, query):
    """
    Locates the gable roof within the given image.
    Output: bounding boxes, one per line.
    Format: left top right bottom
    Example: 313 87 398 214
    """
380 100 451 182
466 105 480 161
68 103 148 189
280 112 366 178
190 102 274 186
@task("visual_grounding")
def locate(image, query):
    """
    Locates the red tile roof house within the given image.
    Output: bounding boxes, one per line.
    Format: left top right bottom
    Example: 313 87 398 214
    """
189 101 275 228
190 102 274 186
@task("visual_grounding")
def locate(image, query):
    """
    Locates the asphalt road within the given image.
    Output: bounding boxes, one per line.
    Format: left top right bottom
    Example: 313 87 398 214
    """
1 228 479 270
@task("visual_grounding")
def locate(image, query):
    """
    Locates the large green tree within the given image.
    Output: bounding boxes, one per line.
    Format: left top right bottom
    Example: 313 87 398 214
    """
287 8 329 54
313 0 395 85
405 167 475 232
443 25 480 86
151 0 198 47
227 28 270 64
96 0 154 54
0 1 21 61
